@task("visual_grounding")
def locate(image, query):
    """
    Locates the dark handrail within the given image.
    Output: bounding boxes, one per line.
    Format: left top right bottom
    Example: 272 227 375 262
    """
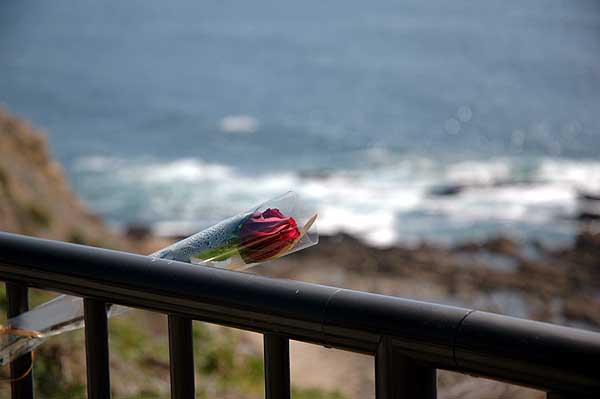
0 232 598 396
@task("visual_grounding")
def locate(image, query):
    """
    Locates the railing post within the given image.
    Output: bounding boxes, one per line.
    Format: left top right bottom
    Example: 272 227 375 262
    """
168 315 195 399
84 299 111 399
375 336 436 399
6 282 34 399
263 333 291 399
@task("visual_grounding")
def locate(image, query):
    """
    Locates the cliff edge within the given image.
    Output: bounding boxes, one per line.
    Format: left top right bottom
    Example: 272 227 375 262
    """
0 108 125 249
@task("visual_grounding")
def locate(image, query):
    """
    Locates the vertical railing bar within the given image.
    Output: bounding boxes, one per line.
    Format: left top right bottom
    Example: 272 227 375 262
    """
6 282 34 399
263 333 291 399
84 298 111 399
168 315 195 399
375 336 437 399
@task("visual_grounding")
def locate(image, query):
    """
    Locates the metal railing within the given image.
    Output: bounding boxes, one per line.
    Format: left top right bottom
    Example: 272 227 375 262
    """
0 231 598 399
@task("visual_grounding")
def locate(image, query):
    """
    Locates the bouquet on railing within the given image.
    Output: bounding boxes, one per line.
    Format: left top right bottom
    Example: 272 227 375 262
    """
0 191 318 367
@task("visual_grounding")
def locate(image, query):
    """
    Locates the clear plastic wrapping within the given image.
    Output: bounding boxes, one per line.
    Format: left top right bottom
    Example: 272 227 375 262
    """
0 191 317 366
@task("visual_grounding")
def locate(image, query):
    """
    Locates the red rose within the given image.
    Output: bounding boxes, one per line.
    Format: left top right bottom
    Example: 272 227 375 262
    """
239 208 301 263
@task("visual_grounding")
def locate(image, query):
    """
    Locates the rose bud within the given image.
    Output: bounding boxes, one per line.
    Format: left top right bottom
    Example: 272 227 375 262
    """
239 208 301 263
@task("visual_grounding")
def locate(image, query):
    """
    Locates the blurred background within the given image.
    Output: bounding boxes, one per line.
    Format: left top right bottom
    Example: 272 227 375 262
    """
1 0 599 398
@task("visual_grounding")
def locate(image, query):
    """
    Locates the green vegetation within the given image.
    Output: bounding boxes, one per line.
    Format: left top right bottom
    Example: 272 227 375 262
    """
193 322 265 397
293 387 347 399
35 339 86 396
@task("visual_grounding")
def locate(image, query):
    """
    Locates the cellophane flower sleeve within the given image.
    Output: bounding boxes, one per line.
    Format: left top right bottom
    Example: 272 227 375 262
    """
0 191 317 366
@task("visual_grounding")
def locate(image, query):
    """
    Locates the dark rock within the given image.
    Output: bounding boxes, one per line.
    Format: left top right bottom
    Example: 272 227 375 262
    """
428 184 465 197
578 191 600 202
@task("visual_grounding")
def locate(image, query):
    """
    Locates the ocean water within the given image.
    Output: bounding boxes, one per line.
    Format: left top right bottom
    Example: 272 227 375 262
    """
1 0 599 246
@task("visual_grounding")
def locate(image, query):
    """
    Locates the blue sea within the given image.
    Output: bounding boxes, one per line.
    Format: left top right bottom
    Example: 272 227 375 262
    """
1 0 599 246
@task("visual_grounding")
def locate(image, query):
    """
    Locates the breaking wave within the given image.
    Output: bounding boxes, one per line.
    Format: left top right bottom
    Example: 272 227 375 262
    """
72 155 600 247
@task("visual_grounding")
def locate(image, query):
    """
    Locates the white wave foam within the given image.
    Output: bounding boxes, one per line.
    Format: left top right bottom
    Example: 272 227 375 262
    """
445 159 512 184
142 159 233 183
72 155 600 247
536 158 600 191
75 156 233 182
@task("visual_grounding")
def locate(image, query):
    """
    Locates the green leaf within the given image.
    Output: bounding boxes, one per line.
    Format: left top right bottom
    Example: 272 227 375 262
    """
195 242 240 262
